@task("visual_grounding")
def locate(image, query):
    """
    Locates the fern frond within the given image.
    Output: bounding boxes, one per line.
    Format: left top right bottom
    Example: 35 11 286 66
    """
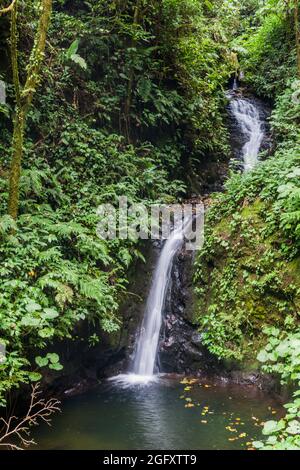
0 215 17 235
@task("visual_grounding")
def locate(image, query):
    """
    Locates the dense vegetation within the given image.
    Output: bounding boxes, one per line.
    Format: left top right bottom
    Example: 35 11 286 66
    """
0 0 237 407
194 0 300 450
194 95 300 361
0 0 299 451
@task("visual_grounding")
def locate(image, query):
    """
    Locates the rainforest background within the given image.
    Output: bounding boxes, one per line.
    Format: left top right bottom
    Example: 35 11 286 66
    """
0 0 300 451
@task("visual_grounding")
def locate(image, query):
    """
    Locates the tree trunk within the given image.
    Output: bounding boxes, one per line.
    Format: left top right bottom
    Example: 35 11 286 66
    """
8 108 25 220
8 0 53 219
295 0 300 77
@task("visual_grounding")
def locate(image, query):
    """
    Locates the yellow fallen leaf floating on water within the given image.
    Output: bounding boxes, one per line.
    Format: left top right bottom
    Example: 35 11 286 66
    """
226 426 237 433
239 433 246 438
186 379 198 385
180 378 198 385
185 403 195 408
184 386 192 391
233 420 245 426
201 420 207 424
180 378 189 384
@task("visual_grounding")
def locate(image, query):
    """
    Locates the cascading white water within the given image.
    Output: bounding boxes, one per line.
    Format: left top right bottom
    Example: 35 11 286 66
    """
113 88 265 388
133 225 186 378
113 221 188 385
229 94 264 171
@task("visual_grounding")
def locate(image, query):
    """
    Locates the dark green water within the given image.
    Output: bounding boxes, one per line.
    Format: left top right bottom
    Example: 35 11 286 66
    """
35 377 282 450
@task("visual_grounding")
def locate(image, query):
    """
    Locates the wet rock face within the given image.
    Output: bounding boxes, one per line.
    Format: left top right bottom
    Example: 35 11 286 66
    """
158 249 219 375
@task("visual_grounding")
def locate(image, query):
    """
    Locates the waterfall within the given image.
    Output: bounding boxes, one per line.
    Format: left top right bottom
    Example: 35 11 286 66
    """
228 92 264 171
113 220 188 385
232 77 238 91
133 225 185 377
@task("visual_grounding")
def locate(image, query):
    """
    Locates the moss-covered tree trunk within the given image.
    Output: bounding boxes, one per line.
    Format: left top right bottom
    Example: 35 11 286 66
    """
8 0 53 220
295 0 300 77
8 108 25 220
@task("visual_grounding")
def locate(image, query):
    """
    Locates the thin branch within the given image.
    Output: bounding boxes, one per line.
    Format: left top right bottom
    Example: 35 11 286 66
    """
0 0 16 16
0 384 60 450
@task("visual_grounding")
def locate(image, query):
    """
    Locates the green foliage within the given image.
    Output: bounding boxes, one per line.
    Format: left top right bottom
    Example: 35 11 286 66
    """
65 39 87 70
35 353 63 371
162 0 233 165
270 82 300 148
194 51 300 360
235 1 298 98
194 142 300 360
257 322 300 382
2 0 227 405
0 122 185 403
254 319 300 450
0 1 297 442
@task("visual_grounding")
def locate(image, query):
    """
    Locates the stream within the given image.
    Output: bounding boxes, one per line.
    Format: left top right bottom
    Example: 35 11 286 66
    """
35 86 278 450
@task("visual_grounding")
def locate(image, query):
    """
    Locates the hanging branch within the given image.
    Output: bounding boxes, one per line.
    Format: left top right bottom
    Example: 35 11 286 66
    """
0 384 60 450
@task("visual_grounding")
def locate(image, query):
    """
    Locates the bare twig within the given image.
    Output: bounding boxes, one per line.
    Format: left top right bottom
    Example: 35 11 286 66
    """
0 384 60 450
